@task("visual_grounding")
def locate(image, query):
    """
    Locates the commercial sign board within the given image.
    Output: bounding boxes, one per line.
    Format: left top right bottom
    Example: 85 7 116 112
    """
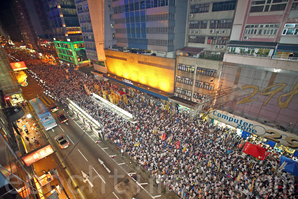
10 61 27 71
22 145 54 166
209 109 298 149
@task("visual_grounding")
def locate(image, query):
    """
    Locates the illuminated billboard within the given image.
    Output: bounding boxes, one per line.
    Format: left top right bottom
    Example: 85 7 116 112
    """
10 61 27 71
22 145 54 166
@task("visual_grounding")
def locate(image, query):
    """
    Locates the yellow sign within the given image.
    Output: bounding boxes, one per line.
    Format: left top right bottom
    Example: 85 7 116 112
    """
237 83 298 108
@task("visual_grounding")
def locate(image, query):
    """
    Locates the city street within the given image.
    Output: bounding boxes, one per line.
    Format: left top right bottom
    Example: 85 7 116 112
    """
22 70 165 199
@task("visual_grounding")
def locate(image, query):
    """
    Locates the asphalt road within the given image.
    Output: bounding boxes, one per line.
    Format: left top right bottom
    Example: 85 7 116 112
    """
22 70 163 199
46 107 163 199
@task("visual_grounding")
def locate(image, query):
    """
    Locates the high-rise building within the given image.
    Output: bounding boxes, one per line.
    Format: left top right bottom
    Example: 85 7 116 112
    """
75 0 116 72
185 0 237 60
11 0 39 49
216 0 298 135
43 0 89 66
111 0 187 58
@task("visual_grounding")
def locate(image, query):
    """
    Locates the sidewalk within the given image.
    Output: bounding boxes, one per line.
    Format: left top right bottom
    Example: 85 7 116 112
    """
19 105 78 199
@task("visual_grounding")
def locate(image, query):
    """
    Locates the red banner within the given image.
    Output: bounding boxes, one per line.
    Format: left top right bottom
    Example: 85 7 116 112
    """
176 141 180 149
10 61 27 71
243 142 267 160
162 133 167 141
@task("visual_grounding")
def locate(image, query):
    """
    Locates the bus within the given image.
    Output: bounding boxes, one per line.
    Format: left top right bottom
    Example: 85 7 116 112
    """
29 98 57 131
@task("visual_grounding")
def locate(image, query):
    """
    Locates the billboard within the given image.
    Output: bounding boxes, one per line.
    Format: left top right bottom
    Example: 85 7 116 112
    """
22 145 54 166
10 61 27 71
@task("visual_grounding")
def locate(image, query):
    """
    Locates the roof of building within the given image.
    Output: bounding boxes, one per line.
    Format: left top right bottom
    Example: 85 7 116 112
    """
180 47 204 55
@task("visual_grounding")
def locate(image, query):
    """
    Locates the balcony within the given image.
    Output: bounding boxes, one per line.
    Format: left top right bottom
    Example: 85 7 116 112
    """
81 29 93 33
223 53 298 72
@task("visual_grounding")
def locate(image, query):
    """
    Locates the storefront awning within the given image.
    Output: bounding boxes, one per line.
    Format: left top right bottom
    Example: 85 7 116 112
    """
276 44 298 53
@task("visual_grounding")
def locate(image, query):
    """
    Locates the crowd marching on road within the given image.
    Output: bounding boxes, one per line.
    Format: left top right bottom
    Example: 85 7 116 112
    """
6 48 298 199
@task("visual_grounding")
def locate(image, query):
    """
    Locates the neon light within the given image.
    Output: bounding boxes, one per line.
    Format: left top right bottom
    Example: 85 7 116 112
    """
22 145 54 166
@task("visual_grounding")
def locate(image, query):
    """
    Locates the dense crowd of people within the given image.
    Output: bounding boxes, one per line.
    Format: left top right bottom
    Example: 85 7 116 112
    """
6 48 298 199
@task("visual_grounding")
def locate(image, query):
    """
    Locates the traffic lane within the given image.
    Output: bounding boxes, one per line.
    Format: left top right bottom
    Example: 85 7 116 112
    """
58 118 151 199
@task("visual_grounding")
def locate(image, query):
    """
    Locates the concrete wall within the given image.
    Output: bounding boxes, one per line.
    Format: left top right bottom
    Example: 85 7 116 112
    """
105 50 175 93
220 53 298 134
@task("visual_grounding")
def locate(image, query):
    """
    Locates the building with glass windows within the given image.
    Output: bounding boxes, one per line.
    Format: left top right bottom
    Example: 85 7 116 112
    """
111 0 187 58
54 40 88 65
75 0 116 73
44 0 89 66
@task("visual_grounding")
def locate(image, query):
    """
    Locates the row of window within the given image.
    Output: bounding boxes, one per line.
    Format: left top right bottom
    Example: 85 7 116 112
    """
58 54 74 62
115 13 175 24
282 29 298 35
195 81 215 91
176 87 192 97
148 39 173 46
55 43 70 48
79 14 91 23
197 68 217 77
193 92 207 100
250 3 287 12
147 27 174 34
86 50 97 58
61 8 77 16
81 24 92 31
190 0 236 14
57 48 73 56
177 64 195 73
244 28 278 35
114 0 175 14
176 76 193 86
85 42 96 50
82 34 94 40
189 19 233 29
77 3 89 13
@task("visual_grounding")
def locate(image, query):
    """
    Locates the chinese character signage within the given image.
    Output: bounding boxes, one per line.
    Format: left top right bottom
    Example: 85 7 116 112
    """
22 145 54 166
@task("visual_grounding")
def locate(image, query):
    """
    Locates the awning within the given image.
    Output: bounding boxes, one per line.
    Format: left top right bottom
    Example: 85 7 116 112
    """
180 47 204 55
280 156 298 177
243 142 268 160
228 40 277 48
276 44 298 53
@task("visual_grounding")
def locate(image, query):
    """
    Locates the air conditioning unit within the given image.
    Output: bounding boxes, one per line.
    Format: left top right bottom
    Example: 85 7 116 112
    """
244 36 249 40
195 30 200 34
216 30 220 34
188 30 192 34
221 45 225 49
215 45 219 48
210 30 214 33
189 14 194 18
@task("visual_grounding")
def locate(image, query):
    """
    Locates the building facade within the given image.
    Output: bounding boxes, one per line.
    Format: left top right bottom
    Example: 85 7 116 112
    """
75 0 116 73
186 0 237 59
111 0 187 58
216 0 298 135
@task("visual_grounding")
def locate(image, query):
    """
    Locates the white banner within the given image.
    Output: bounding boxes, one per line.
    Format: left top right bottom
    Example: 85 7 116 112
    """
209 109 298 149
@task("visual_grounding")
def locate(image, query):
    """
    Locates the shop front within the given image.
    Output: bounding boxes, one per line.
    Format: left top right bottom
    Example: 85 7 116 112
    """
209 109 298 160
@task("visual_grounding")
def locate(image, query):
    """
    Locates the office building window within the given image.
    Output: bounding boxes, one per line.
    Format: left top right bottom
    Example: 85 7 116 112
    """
244 24 279 35
250 0 288 12
212 0 236 12
209 19 233 29
190 3 209 13
207 36 229 45
189 20 208 29
292 2 298 10
188 36 205 43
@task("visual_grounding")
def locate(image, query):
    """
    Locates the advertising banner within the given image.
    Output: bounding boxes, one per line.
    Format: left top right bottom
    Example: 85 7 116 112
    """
209 109 298 148
10 61 27 71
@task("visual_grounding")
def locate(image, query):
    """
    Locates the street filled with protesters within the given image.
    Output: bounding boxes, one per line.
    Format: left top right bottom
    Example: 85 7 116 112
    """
6 48 298 199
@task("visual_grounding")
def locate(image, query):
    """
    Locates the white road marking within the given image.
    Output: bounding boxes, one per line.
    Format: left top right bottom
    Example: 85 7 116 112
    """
128 172 136 176
112 192 119 199
110 155 116 157
102 147 108 150
153 195 162 198
140 182 148 185
59 125 64 132
92 167 106 184
118 163 125 165
66 135 74 144
78 149 88 161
